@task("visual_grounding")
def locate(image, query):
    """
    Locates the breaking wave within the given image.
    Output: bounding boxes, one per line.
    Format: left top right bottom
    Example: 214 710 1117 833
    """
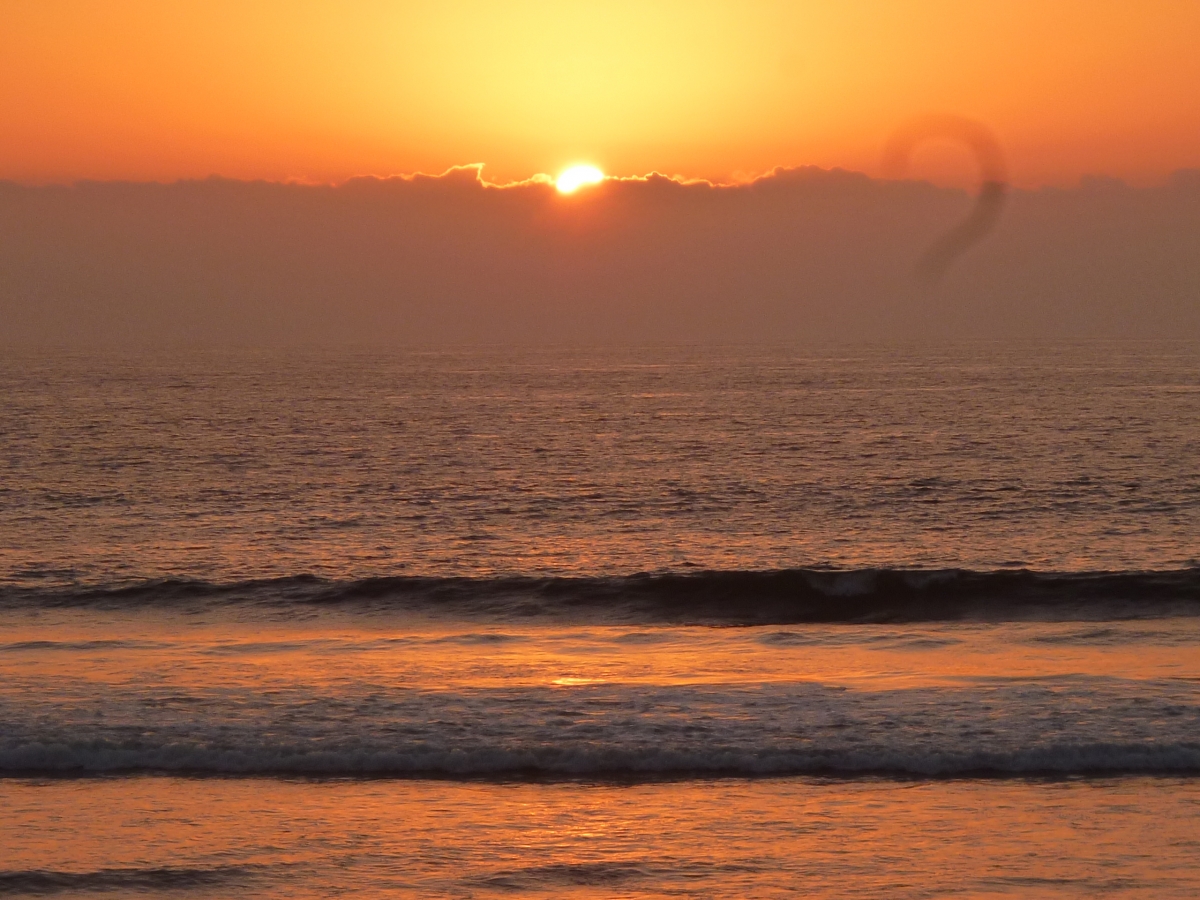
3 567 1198 623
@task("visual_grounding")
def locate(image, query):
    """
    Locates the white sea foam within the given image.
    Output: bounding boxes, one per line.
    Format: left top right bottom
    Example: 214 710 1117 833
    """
3 677 1197 778
3 737 1198 778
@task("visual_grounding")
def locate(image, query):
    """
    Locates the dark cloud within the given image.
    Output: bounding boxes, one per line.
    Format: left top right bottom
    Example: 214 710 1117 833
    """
1 165 1197 346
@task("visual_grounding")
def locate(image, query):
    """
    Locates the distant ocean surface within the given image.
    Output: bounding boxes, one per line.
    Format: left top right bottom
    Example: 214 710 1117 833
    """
2 343 1199 898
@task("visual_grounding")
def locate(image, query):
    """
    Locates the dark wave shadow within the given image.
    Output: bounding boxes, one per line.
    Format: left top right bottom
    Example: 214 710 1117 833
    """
0 865 259 896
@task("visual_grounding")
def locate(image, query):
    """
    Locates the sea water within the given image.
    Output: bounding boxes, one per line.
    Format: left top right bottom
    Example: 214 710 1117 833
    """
2 343 1198 897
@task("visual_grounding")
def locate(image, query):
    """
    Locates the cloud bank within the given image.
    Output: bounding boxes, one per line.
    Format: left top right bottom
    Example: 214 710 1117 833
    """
1 165 1198 346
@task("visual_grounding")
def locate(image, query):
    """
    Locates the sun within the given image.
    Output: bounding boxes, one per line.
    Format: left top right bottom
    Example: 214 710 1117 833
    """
556 164 605 194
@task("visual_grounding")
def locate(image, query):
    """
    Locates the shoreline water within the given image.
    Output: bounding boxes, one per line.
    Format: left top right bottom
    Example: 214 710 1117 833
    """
3 343 1198 896
6 775 1200 898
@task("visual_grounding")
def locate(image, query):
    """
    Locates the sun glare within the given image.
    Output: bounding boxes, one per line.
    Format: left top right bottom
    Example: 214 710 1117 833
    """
556 164 605 194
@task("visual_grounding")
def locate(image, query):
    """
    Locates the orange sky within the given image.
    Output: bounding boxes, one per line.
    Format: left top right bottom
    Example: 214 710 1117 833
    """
3 0 1200 188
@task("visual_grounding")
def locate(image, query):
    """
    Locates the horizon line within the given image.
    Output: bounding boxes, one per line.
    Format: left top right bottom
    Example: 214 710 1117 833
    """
4 163 1199 193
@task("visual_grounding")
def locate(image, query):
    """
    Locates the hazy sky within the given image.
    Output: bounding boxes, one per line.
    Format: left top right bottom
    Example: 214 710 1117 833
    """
4 168 1198 346
3 0 1200 187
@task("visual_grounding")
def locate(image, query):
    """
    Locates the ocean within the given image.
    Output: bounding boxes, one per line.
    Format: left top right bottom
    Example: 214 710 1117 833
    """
2 342 1198 897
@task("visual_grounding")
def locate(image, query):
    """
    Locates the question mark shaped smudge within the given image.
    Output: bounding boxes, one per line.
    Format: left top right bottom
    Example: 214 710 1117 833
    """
882 115 1008 283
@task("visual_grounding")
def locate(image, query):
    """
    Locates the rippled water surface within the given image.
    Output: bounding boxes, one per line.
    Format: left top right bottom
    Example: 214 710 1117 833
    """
2 343 1198 897
3 343 1198 583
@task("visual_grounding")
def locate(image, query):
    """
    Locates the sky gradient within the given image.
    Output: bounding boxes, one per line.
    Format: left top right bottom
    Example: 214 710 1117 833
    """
4 0 1200 187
